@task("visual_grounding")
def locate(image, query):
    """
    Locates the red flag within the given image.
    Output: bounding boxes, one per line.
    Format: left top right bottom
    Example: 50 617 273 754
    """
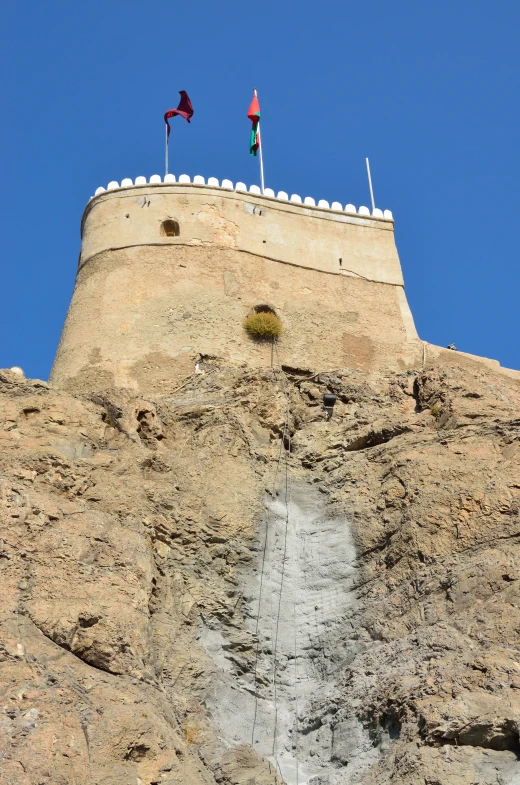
247 94 260 123
164 91 194 138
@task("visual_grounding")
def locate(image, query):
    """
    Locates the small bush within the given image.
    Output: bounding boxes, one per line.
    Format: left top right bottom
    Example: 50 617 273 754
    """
243 311 282 340
430 405 441 419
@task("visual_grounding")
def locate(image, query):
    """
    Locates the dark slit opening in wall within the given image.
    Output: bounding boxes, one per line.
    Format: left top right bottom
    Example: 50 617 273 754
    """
161 220 180 237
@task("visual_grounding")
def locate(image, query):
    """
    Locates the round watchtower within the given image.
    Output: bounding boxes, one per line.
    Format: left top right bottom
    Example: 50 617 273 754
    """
50 175 421 393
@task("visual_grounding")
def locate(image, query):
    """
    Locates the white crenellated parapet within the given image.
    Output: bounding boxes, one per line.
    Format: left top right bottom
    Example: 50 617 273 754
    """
91 175 395 220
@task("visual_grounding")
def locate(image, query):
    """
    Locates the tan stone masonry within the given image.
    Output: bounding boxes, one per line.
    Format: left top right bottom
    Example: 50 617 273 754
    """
52 183 421 392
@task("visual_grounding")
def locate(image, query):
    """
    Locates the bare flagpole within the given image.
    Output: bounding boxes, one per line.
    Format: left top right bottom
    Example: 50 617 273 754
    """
165 124 169 178
254 88 265 194
366 157 375 212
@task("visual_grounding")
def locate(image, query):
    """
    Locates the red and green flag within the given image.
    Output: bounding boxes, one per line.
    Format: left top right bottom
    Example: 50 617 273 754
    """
247 93 260 156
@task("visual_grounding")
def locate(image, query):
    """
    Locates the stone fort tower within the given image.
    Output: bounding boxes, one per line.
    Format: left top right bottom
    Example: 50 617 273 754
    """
50 174 423 392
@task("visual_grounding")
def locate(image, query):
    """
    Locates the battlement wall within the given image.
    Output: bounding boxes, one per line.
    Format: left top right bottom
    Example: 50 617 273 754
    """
80 177 402 285
50 176 422 393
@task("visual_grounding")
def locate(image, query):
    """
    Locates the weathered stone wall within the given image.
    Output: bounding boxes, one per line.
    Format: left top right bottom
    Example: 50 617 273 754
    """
78 184 404 283
50 184 421 392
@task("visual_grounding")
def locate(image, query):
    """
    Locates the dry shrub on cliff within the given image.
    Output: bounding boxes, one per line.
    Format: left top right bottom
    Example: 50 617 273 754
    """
243 312 282 340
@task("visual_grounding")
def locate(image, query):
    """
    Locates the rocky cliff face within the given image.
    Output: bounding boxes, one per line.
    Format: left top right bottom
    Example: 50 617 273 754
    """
0 354 519 785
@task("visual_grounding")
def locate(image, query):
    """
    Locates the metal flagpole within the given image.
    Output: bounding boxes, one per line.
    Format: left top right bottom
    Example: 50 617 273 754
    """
254 88 265 194
366 157 375 212
165 124 169 178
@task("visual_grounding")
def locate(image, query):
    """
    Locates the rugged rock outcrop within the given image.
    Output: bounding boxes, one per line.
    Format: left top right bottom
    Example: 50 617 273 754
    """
0 354 519 784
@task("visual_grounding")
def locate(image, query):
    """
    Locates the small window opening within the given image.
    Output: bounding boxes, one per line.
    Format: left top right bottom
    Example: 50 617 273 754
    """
253 304 276 314
161 220 180 237
339 258 343 267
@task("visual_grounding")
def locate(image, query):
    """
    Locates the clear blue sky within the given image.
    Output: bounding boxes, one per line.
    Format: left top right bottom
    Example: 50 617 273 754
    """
1 0 519 378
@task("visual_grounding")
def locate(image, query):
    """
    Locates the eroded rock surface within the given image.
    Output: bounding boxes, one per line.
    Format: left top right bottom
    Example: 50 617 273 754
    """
0 356 519 784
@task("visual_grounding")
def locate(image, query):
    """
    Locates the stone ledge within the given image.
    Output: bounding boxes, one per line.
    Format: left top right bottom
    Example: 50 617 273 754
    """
87 175 394 223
